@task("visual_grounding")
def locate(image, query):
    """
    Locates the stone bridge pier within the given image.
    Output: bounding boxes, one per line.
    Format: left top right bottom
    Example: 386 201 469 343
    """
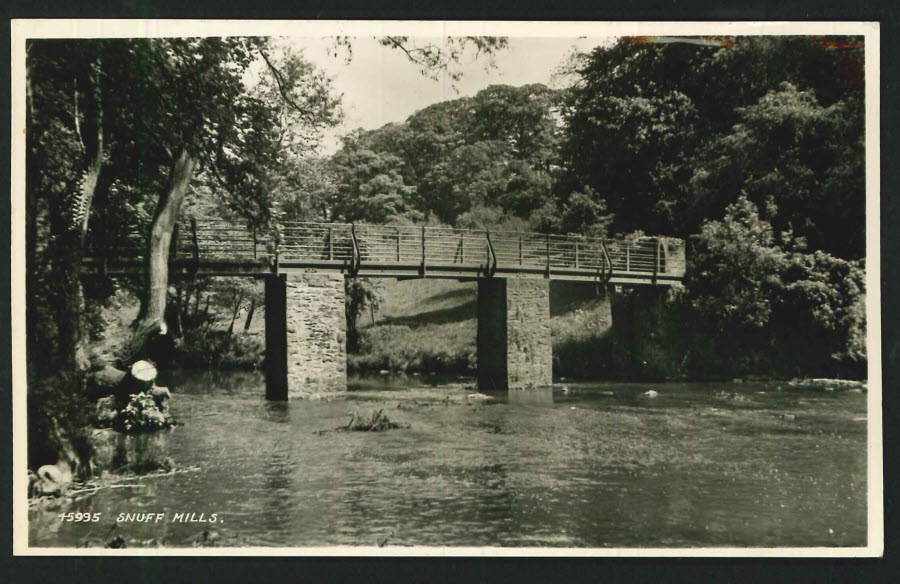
610 286 685 379
265 274 555 400
477 278 553 390
265 273 347 400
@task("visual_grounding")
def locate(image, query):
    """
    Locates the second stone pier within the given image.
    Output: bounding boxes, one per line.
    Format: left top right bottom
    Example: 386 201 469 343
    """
265 273 347 400
477 278 553 390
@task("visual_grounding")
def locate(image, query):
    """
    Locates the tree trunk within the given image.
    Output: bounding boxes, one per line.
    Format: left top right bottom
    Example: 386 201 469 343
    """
219 290 244 361
40 51 106 378
243 298 256 331
76 56 104 248
122 148 196 364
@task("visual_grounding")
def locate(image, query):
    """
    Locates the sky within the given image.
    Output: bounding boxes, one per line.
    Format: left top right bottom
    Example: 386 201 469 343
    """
281 36 614 154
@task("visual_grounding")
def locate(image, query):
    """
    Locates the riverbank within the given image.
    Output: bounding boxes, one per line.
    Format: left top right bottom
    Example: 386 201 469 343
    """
85 280 866 384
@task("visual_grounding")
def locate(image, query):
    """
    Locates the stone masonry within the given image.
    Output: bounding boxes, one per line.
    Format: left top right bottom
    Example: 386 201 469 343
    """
477 278 553 390
266 273 346 399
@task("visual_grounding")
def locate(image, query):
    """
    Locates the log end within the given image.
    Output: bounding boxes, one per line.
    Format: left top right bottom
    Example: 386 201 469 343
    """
130 360 158 383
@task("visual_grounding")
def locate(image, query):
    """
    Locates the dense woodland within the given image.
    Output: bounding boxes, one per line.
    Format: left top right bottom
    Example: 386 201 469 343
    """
25 36 866 470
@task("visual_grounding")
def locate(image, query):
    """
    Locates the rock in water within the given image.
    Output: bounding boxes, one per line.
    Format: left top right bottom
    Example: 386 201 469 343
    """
94 396 118 427
36 462 71 496
151 386 171 409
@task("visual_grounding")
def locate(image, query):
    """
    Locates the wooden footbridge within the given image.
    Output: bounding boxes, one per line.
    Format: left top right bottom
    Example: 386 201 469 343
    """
82 218 687 397
83 219 686 286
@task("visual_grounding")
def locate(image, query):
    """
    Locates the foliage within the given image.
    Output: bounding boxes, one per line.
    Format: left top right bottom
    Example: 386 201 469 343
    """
113 391 173 434
690 83 864 258
325 84 563 226
330 132 420 223
373 37 508 85
686 196 866 376
350 321 476 375
558 36 864 256
345 278 383 353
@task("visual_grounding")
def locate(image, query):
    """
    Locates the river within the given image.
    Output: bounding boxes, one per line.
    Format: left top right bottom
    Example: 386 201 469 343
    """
29 371 867 548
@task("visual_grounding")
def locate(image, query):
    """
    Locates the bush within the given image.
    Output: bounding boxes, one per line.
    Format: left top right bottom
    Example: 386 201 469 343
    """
172 329 264 370
686 195 866 378
113 391 172 433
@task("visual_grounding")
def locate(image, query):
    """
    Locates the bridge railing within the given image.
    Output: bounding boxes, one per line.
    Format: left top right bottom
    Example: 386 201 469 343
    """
86 217 686 279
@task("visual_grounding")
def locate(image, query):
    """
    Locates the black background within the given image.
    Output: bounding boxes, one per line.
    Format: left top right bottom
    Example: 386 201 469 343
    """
1 2 896 582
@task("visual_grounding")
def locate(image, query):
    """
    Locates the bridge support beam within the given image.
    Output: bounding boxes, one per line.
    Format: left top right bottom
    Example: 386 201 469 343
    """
477 278 553 390
610 286 685 379
265 273 346 400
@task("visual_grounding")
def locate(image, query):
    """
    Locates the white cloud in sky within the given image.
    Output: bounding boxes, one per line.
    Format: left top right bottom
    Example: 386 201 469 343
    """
281 36 614 154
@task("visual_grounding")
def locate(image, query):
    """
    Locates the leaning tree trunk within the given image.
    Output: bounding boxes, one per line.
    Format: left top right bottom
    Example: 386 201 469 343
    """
243 298 256 331
121 147 196 365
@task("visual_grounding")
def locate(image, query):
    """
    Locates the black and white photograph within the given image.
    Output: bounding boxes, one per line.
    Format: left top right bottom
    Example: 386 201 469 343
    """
10 20 882 555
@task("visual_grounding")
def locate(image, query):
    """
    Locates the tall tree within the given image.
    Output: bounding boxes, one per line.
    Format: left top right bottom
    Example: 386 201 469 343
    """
689 83 864 258
558 36 865 247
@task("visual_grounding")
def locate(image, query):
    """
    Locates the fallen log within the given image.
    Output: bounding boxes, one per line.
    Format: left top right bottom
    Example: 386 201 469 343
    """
128 360 158 390
112 360 158 403
86 365 127 399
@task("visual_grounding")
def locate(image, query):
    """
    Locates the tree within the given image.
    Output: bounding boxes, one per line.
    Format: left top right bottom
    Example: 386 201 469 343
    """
330 132 420 223
686 195 865 376
689 83 864 258
26 39 117 469
559 86 700 235
325 83 562 226
104 37 341 362
558 36 865 245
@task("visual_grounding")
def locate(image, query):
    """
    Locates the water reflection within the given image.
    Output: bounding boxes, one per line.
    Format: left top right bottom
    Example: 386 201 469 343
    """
263 401 291 423
261 450 295 534
507 387 554 407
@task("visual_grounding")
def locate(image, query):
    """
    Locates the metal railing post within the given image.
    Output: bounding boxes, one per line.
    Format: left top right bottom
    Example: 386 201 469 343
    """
658 239 664 274
328 226 334 261
519 236 523 265
421 225 427 276
626 245 630 272
396 227 401 262
485 230 497 277
252 225 257 260
190 217 199 262
574 240 579 269
653 239 659 284
545 233 551 278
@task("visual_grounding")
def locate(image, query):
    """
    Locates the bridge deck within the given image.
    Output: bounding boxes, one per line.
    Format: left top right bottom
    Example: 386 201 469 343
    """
82 219 686 285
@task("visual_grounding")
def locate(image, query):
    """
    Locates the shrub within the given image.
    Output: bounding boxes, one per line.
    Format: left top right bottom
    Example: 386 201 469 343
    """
114 391 172 433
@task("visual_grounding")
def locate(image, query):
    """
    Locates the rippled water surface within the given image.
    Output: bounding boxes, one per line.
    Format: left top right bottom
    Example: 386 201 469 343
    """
30 371 867 548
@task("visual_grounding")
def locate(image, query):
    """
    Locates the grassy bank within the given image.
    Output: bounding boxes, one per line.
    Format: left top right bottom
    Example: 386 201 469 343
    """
349 279 614 379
